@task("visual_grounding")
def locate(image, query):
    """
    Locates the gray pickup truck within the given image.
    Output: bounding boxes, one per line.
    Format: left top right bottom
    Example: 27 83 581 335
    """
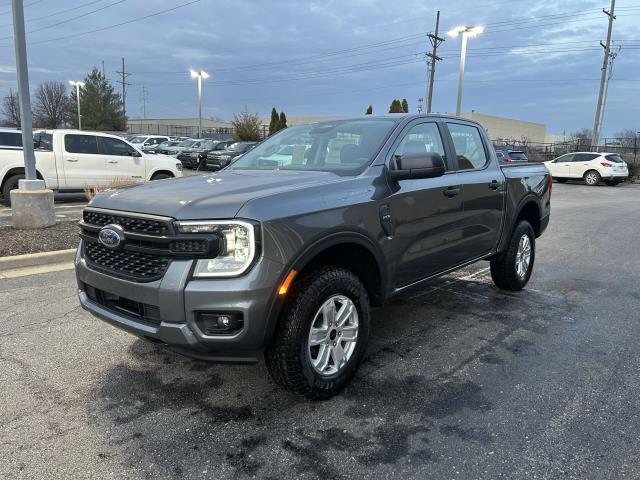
75 115 551 399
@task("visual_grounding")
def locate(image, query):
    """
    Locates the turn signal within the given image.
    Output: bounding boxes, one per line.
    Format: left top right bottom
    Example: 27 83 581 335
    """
278 269 297 296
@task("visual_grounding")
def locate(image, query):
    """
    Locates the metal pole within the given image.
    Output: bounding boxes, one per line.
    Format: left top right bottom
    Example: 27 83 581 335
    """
197 74 202 138
426 10 442 114
591 0 616 149
75 84 82 130
455 31 468 116
11 0 37 182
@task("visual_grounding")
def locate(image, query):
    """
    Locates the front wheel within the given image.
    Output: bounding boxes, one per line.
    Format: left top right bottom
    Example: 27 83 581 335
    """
265 267 370 400
490 220 535 291
1 174 24 207
584 170 601 186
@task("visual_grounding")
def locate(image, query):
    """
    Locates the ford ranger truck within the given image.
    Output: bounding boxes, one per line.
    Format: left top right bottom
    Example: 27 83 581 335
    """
75 115 551 399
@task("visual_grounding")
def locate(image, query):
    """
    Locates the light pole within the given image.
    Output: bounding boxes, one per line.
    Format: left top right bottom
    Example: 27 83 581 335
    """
448 25 484 116
190 69 209 138
69 80 84 130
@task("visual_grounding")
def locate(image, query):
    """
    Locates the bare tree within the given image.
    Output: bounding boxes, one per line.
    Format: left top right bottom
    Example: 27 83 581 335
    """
1 89 21 127
33 81 69 128
613 128 639 148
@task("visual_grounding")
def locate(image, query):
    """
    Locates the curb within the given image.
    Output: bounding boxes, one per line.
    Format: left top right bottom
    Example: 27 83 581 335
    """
0 248 76 271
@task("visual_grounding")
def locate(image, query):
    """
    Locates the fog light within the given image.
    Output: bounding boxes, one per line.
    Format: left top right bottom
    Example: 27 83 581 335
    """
195 311 243 335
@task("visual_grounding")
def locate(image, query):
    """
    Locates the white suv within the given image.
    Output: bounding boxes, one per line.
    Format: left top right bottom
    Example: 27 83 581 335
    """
545 152 629 186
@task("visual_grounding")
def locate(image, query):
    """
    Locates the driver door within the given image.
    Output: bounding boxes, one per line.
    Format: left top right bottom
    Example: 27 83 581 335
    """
551 154 574 177
99 136 145 184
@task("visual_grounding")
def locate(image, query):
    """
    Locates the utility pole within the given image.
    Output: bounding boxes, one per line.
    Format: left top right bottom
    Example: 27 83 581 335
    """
417 97 424 114
101 60 105 77
591 0 616 150
116 57 131 131
598 43 620 143
141 85 148 119
425 10 444 114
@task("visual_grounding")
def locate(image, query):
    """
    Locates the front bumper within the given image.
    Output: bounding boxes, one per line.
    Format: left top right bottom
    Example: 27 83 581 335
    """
75 241 286 363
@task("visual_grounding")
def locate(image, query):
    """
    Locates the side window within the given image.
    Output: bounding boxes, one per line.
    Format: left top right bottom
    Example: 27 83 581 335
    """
393 122 446 168
447 123 488 170
573 153 599 162
0 132 22 147
65 134 99 154
33 132 53 151
100 137 136 156
556 154 573 163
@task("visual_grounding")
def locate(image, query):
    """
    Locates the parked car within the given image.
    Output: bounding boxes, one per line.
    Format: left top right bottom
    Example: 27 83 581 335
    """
158 138 199 156
0 128 23 151
76 115 551 399
129 135 170 152
495 149 528 163
176 140 228 169
146 140 181 155
1 130 183 206
205 141 258 170
544 152 628 186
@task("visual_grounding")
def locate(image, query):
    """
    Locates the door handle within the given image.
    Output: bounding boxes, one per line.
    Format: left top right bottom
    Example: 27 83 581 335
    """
107 160 118 164
66 157 78 162
489 179 500 190
443 186 460 198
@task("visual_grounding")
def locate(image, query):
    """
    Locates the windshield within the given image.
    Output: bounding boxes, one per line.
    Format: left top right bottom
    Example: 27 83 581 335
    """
177 139 196 147
129 136 146 144
200 140 217 149
230 119 397 174
509 152 527 160
227 142 246 152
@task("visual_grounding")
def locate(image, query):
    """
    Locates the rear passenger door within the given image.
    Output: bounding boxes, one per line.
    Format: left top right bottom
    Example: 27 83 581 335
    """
62 134 106 188
570 153 599 178
99 136 146 183
444 122 505 259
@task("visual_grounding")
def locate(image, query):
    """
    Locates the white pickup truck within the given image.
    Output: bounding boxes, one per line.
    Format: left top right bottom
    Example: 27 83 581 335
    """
1 129 183 205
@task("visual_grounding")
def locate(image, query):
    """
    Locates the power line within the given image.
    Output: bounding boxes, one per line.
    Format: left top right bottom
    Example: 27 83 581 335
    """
0 0 44 16
0 0 128 40
0 0 108 29
0 0 201 47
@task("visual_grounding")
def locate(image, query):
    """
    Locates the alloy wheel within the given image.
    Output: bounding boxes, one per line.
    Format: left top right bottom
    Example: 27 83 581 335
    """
515 234 531 279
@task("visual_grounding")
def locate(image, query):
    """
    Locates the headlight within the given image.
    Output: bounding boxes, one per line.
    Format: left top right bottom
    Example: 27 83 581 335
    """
175 162 183 171
175 220 257 277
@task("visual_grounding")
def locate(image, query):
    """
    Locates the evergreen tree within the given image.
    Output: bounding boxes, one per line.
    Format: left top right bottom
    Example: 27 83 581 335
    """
401 98 409 113
389 99 403 113
268 107 279 135
278 111 287 130
68 68 124 130
365 105 373 115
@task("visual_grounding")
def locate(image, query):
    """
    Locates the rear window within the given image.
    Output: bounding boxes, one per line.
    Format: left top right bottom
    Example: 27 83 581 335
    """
0 131 22 147
605 154 624 163
65 134 99 154
509 152 527 160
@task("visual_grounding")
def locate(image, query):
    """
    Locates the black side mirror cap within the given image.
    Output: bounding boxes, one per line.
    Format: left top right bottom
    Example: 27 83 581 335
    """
389 152 446 181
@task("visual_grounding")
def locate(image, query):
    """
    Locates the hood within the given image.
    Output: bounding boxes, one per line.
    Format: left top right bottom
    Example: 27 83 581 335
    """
88 169 340 220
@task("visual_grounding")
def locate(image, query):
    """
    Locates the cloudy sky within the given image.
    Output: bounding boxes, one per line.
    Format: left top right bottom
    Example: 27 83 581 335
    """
1 0 639 137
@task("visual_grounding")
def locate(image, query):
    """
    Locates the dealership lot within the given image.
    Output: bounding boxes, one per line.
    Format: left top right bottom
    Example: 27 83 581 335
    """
1 183 639 479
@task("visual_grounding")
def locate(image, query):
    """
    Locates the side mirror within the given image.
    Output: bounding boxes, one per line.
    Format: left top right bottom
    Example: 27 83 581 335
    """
389 152 446 181
129 150 142 157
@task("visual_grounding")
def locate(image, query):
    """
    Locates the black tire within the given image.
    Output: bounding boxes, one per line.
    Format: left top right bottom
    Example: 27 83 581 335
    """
555 178 568 183
605 180 619 186
490 220 535 292
1 174 23 207
151 172 172 181
583 170 601 186
265 266 370 400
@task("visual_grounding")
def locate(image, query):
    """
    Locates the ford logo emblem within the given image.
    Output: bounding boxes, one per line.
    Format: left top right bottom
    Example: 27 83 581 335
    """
98 224 125 250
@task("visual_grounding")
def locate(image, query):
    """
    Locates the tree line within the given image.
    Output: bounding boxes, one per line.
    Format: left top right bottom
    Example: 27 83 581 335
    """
0 67 124 130
364 98 410 115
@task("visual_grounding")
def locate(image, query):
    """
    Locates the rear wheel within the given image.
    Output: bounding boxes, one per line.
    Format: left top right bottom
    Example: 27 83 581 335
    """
490 220 535 291
584 170 601 186
265 266 370 400
1 174 23 207
555 178 568 183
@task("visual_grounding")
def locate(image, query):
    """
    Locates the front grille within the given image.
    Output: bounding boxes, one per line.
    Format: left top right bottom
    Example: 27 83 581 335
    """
83 210 171 235
84 284 161 326
85 242 171 281
170 239 208 253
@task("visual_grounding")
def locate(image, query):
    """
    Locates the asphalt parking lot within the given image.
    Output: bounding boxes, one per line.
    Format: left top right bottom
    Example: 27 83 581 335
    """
1 182 639 479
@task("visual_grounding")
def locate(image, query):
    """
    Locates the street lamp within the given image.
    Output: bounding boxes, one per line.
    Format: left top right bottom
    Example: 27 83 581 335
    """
447 25 484 116
190 69 209 138
68 80 85 130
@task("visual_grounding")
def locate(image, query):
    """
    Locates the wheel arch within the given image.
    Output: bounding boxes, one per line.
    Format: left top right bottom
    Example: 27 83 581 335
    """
1 167 44 192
